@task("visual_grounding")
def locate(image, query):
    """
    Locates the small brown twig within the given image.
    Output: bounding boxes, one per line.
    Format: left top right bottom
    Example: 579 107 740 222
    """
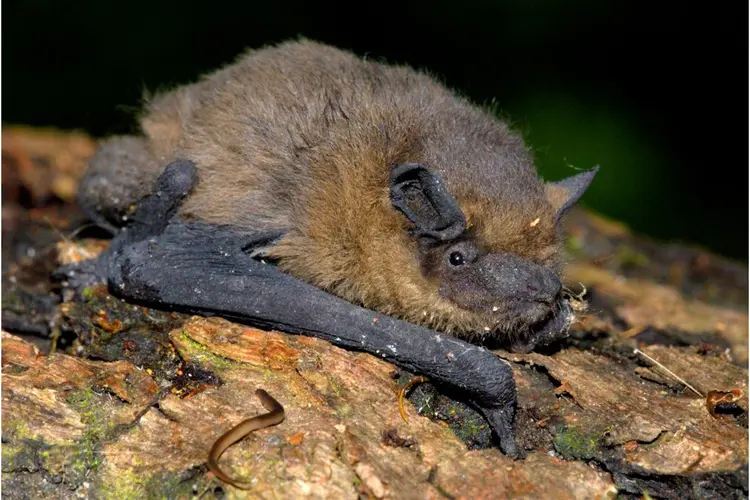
634 348 704 398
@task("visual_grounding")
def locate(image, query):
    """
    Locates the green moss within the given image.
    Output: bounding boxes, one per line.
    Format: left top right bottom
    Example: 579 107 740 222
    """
1 420 64 474
81 287 95 299
443 400 488 444
3 419 32 440
66 388 116 437
2 420 33 470
96 468 194 500
63 388 118 484
333 403 353 419
1 441 28 472
554 426 601 460
325 372 345 398
177 331 239 372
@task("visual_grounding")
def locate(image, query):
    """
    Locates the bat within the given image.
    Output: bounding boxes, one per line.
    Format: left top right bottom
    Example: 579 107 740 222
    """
58 39 598 457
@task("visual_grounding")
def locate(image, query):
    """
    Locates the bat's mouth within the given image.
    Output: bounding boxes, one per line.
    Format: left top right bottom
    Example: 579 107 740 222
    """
509 298 573 353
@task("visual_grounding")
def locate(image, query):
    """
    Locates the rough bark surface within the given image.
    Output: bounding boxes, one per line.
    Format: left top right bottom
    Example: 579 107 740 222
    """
2 126 747 499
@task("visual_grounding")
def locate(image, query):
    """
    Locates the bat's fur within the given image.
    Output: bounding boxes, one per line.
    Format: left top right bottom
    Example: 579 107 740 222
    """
79 39 594 343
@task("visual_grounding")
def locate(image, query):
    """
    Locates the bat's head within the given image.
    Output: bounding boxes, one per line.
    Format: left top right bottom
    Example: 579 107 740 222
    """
390 162 598 349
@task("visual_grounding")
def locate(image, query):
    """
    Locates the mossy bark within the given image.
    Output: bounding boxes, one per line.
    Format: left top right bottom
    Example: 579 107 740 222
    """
2 126 746 499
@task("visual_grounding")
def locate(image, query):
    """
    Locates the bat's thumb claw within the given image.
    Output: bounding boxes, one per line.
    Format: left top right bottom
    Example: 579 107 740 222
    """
157 159 198 198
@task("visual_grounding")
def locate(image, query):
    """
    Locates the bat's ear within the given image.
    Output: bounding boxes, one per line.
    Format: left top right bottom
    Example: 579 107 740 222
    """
545 166 599 221
390 163 467 241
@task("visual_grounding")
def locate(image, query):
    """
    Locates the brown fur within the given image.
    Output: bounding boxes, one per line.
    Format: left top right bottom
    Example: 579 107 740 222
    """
83 38 578 341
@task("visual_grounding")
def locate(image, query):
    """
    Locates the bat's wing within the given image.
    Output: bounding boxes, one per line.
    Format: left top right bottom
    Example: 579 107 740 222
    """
73 159 522 457
107 220 520 456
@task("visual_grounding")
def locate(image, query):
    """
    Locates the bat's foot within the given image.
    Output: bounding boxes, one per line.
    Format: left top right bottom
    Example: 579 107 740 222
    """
53 158 199 301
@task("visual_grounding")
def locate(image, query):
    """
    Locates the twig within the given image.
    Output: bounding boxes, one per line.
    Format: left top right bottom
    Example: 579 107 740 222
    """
634 348 704 398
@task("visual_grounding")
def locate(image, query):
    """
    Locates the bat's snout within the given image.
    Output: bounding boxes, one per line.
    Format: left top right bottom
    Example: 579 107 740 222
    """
476 253 562 305
439 252 564 329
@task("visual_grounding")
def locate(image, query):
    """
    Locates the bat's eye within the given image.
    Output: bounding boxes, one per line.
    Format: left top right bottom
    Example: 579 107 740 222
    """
449 251 466 266
445 241 478 268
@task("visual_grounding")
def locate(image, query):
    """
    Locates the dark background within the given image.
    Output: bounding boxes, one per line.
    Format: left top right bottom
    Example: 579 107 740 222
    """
3 0 748 260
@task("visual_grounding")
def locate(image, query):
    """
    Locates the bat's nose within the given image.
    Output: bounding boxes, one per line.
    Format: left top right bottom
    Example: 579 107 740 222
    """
524 271 561 304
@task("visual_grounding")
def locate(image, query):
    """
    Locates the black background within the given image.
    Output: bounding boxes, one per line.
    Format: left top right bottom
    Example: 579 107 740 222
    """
3 0 748 260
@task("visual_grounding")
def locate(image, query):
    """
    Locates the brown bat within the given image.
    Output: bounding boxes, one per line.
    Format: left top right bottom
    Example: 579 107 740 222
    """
79 38 596 345
63 39 598 457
